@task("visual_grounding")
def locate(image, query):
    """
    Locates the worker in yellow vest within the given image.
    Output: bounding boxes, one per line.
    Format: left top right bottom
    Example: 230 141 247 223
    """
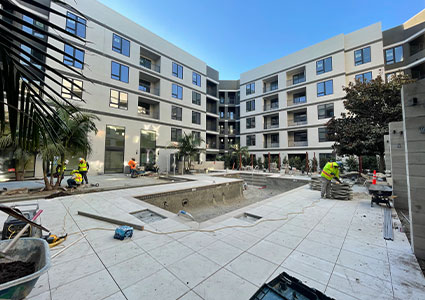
67 170 82 188
321 161 342 198
78 158 89 185
55 159 69 185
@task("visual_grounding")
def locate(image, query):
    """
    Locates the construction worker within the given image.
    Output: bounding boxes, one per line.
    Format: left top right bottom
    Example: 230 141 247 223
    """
78 158 89 184
128 158 138 178
55 159 69 185
67 170 82 188
321 161 342 198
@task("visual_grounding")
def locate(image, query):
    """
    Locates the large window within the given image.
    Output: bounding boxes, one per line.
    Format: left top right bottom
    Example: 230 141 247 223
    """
355 72 372 83
172 62 183 79
112 33 130 56
247 135 256 146
246 117 255 129
317 80 333 97
246 99 255 112
192 131 201 146
171 106 182 121
293 92 306 104
140 57 151 69
111 61 129 83
109 89 128 110
192 72 201 86
385 46 403 65
318 103 334 119
246 82 255 95
61 78 83 100
140 130 156 165
192 111 201 124
139 80 151 93
66 12 86 38
354 46 371 65
318 128 329 142
22 15 45 38
172 84 183 99
105 125 125 173
316 57 332 75
64 44 84 69
293 72 306 84
171 128 182 142
192 91 201 105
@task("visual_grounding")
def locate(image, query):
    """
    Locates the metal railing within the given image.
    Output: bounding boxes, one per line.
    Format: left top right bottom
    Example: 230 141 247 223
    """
138 111 160 119
206 126 218 132
139 59 161 73
206 143 217 149
288 120 307 126
263 84 278 93
264 142 280 148
287 99 307 106
207 88 217 98
263 103 279 111
289 141 308 147
264 123 280 129
138 85 160 96
286 75 306 87
207 107 218 114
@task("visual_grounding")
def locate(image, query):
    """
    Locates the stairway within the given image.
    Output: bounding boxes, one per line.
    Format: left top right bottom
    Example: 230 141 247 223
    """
239 173 269 186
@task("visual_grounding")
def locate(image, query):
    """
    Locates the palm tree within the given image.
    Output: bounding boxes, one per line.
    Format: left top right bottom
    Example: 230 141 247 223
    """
177 132 204 173
230 144 249 170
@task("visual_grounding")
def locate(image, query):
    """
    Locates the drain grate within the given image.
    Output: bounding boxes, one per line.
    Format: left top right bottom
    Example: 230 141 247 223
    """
236 213 262 223
131 209 166 224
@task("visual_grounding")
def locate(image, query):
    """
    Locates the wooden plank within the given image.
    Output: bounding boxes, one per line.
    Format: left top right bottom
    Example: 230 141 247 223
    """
77 211 145 231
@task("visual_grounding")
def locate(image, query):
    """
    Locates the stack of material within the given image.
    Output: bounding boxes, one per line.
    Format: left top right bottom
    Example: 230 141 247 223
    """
331 182 353 200
310 175 322 191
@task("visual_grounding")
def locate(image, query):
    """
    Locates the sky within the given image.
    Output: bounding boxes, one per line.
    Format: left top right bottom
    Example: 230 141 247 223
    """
97 0 425 80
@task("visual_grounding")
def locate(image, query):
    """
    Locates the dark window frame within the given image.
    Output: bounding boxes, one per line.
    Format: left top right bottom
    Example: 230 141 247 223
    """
171 128 182 142
61 78 83 100
293 92 306 104
317 80 333 97
66 11 86 38
172 62 183 79
385 46 403 65
355 72 372 83
172 84 183 99
354 46 371 66
192 111 201 124
318 103 334 119
192 72 201 86
112 33 130 57
246 117 256 129
246 99 255 112
316 57 332 75
63 44 84 69
109 89 128 110
318 128 328 142
171 106 183 121
111 61 129 83
192 91 201 105
246 82 255 95
247 135 256 146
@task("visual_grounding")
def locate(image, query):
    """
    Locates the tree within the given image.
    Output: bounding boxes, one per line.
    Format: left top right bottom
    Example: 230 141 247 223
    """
327 74 412 172
177 132 204 173
230 144 249 170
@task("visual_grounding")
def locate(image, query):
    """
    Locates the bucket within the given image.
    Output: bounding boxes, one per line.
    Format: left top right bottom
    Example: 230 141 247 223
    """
0 238 51 300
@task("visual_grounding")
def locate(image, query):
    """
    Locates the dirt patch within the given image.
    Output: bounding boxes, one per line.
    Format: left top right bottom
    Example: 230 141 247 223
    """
396 208 425 277
0 261 36 284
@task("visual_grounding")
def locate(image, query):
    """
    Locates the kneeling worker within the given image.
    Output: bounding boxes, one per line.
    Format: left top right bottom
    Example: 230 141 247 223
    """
321 161 342 199
67 170 83 188
128 158 139 178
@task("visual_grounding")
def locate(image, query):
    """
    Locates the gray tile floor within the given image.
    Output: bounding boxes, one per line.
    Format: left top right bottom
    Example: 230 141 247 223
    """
3 180 424 300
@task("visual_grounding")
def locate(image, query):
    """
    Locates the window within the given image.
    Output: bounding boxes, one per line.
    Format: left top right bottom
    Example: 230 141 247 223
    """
385 46 403 65
112 33 130 56
192 72 201 86
293 92 306 104
105 125 125 173
318 128 328 142
247 135 256 146
109 89 128 110
192 131 201 146
140 130 156 165
20 44 43 69
61 78 83 100
192 111 201 124
270 81 278 91
22 15 45 38
171 106 182 121
246 117 255 129
318 103 334 119
63 44 84 69
172 62 183 79
294 131 307 142
138 101 150 115
293 72 306 84
171 128 182 142
111 61 129 83
317 80 333 97
355 72 372 83
316 57 332 74
246 100 255 112
192 91 201 105
66 12 86 38
246 82 255 95
354 46 371 65
139 80 151 92
220 111 224 118
172 84 183 99
140 57 151 69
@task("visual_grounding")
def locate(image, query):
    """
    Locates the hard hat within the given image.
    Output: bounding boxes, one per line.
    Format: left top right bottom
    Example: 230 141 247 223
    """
79 158 84 162
70 169 79 175
336 162 343 168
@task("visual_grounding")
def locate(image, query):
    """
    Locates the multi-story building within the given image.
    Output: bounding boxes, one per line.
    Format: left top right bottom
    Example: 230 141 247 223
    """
7 0 425 175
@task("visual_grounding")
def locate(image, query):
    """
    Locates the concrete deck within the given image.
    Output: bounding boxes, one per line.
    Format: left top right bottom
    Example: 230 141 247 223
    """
2 178 424 300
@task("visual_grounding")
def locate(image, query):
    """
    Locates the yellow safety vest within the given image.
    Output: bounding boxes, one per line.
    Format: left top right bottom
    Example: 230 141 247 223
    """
321 162 339 181
75 173 82 184
79 161 87 172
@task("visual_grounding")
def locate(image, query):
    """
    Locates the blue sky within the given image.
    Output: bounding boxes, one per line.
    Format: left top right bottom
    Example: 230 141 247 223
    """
98 0 424 79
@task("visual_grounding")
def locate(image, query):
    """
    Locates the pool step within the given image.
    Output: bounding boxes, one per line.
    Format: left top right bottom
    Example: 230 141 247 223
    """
239 173 269 187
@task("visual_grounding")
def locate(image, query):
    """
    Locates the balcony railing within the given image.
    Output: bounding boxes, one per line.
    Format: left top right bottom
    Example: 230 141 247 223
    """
264 103 279 111
263 84 278 93
286 75 306 87
207 87 217 98
289 141 308 147
207 107 218 114
206 143 217 149
206 126 218 132
140 58 161 73
288 120 307 126
138 85 160 96
138 111 160 120
264 123 280 129
264 142 280 148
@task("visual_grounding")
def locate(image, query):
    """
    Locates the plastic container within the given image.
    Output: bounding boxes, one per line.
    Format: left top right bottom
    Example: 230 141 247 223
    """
0 238 51 300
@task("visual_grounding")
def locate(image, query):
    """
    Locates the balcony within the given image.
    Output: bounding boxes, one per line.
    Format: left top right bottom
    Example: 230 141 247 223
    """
264 133 279 148
207 99 218 114
289 141 308 147
288 109 307 127
264 122 279 129
140 46 161 73
263 102 279 111
287 88 307 107
264 142 279 148
263 75 278 94
207 80 218 98
137 97 159 120
206 142 217 149
288 130 308 147
286 74 306 86
263 82 278 93
139 72 160 96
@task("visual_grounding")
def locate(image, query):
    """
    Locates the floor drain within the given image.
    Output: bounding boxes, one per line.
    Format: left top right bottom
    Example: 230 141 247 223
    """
131 209 166 223
235 213 262 223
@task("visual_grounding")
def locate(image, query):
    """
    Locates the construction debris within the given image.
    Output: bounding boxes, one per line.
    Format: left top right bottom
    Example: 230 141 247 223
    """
310 175 353 200
310 176 322 191
383 208 394 240
77 211 145 231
